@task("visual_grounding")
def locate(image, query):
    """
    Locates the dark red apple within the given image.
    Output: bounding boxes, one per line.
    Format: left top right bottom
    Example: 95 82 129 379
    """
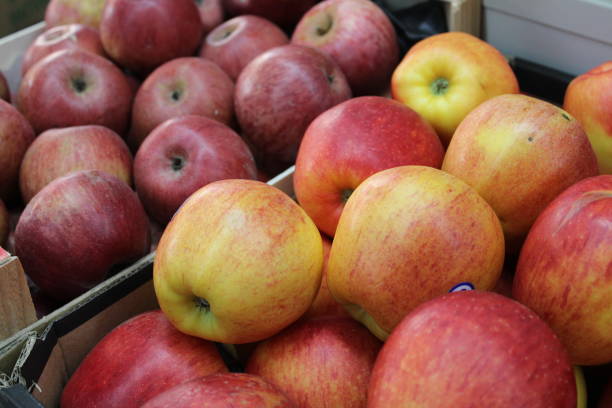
200 15 289 81
0 99 36 203
235 44 351 175
128 57 234 150
141 373 295 407
292 0 399 96
222 0 318 30
14 170 151 301
368 291 576 407
134 115 257 225
246 316 382 407
44 0 106 29
19 125 133 204
21 24 106 76
0 71 10 102
17 49 132 135
196 0 225 36
61 310 229 408
100 0 203 74
294 96 444 237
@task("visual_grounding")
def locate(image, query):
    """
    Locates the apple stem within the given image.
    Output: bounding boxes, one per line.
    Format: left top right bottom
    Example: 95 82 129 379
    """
316 14 333 36
341 189 353 203
194 297 210 312
171 156 185 171
171 90 181 101
430 78 449 95
72 77 87 93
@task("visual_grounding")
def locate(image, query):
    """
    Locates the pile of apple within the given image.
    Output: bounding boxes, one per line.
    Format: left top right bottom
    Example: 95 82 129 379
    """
0 0 610 406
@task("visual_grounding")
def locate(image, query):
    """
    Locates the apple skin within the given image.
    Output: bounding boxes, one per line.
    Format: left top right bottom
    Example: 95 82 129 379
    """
200 15 289 81
14 170 151 301
0 99 36 203
368 291 576 408
222 0 318 30
100 0 203 74
327 165 504 340
0 71 10 102
563 61 612 174
196 0 225 36
17 49 132 135
294 96 444 237
292 0 399 96
19 125 133 204
141 373 296 407
392 32 519 146
21 24 106 76
235 44 351 175
512 175 612 366
442 94 599 254
45 0 106 29
61 310 229 408
134 115 258 225
153 179 323 344
128 57 234 150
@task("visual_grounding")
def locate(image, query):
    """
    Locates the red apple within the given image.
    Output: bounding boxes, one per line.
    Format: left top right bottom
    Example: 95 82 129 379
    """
196 0 225 36
134 115 257 225
100 0 203 74
17 49 132 135
14 170 151 301
513 175 612 365
0 71 10 102
235 44 351 175
292 0 398 96
141 373 295 407
19 125 133 204
222 0 318 30
21 24 106 76
128 57 234 150
368 291 576 407
61 310 229 408
294 96 443 237
246 316 382 408
200 15 289 81
45 0 106 29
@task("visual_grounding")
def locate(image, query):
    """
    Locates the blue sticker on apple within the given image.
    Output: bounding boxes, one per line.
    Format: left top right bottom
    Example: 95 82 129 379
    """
449 282 475 292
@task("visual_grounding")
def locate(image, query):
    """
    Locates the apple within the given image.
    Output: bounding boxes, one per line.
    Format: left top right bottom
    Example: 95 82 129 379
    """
0 199 8 247
21 24 106 76
392 31 520 146
100 0 203 74
0 71 10 102
221 0 318 30
246 316 381 408
153 179 323 344
127 57 234 150
61 310 229 408
235 44 351 175
196 0 225 36
14 170 151 301
368 291 576 407
294 96 444 237
141 373 296 407
45 0 106 29
19 125 133 204
134 115 258 225
0 100 35 203
563 61 612 174
292 0 399 96
17 49 132 135
512 175 612 366
442 94 599 253
327 165 504 340
200 15 289 81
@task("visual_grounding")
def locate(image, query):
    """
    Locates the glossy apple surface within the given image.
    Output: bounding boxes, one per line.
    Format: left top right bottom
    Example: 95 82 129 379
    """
327 165 504 340
45 0 106 28
154 179 323 344
134 115 257 225
513 175 612 365
392 31 519 146
442 94 599 253
292 0 398 96
294 96 444 237
196 0 225 36
61 310 228 408
368 291 576 407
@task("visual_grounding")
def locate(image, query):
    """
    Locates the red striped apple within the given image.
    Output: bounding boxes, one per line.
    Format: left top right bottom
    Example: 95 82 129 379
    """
327 165 504 340
442 94 599 253
294 96 444 237
196 0 225 36
513 175 612 365
45 0 106 29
